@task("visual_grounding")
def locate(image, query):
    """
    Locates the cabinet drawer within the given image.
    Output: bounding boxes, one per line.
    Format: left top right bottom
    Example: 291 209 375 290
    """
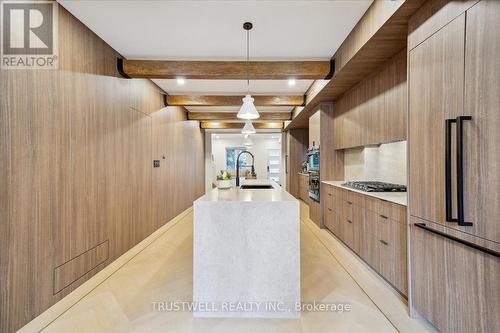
346 190 365 207
376 216 407 295
332 186 344 199
325 210 341 237
324 184 334 198
342 208 362 255
365 196 406 222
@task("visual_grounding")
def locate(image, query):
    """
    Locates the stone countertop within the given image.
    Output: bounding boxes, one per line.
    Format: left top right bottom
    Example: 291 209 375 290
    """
193 179 300 318
196 179 297 203
322 180 407 206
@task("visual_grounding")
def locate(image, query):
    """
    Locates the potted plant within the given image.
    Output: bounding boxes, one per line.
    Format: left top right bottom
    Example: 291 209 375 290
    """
216 170 232 189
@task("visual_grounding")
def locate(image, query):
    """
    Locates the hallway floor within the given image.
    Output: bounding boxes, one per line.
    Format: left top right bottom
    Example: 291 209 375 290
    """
38 202 434 333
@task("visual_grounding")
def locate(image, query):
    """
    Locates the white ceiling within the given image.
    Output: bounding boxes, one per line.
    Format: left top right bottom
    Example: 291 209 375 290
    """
57 0 371 100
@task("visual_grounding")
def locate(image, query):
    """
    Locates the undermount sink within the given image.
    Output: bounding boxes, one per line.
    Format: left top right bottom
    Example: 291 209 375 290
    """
240 184 274 189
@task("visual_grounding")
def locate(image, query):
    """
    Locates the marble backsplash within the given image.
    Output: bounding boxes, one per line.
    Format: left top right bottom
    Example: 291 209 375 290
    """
343 141 407 185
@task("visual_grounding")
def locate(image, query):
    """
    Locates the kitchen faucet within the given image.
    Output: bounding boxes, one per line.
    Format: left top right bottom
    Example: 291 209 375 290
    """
236 151 256 186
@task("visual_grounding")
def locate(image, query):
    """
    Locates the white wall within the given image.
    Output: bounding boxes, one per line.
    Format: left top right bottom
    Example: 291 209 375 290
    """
210 134 282 185
344 141 407 185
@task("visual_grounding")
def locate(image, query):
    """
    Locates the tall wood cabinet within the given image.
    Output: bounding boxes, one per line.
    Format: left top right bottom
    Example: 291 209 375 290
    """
408 1 500 332
408 14 465 226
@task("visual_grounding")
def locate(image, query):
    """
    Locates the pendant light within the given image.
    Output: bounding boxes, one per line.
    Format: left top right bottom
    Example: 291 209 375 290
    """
237 22 260 120
241 120 256 134
244 138 253 147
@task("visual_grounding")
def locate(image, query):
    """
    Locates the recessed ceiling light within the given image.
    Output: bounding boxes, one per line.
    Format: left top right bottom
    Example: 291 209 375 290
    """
288 79 296 86
176 78 185 85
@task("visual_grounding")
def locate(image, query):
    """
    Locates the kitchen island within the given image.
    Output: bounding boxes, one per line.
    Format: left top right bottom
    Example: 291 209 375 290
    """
193 179 300 318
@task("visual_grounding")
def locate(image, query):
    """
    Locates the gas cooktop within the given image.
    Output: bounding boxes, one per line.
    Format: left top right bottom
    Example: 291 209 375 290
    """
341 181 407 192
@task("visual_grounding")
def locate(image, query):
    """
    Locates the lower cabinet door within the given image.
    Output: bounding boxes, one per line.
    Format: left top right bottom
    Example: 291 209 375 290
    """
324 207 335 233
411 216 500 333
343 217 354 248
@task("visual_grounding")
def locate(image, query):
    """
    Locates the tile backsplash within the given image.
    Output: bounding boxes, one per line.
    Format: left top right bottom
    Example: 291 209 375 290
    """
344 141 407 185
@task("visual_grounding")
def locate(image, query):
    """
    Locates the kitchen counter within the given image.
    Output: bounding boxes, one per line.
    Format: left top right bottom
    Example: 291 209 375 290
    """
199 179 297 203
298 172 309 176
322 180 407 206
193 179 300 318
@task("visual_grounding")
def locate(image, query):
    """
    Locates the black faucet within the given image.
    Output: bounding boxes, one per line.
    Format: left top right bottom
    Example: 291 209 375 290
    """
236 151 256 186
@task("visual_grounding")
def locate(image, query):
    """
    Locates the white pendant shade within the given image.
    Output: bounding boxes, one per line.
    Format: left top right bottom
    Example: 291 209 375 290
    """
237 95 260 120
241 120 256 134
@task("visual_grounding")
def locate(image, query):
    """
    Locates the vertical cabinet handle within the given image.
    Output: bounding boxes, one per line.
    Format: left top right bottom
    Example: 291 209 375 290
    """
445 118 457 222
445 116 473 226
456 116 473 226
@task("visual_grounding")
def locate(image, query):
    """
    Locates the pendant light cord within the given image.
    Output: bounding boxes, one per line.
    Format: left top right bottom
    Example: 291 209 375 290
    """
246 29 250 94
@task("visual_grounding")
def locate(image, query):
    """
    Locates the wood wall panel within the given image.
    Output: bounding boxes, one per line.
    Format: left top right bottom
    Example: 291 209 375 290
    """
0 6 204 333
53 240 109 294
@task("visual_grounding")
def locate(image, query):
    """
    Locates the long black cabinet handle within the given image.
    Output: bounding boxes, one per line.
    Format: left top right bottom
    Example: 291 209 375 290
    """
445 118 458 222
414 223 499 258
379 240 388 246
346 219 352 224
456 116 473 226
380 214 388 219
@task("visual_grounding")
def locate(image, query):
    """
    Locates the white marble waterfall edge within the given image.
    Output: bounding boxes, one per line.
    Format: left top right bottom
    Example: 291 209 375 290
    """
193 181 300 318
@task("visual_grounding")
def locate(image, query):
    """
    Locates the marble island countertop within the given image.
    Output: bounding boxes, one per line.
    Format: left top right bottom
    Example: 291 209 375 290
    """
193 178 300 318
322 180 407 206
197 179 297 203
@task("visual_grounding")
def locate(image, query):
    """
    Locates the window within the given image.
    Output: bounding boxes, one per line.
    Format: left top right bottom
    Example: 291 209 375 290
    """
226 147 247 172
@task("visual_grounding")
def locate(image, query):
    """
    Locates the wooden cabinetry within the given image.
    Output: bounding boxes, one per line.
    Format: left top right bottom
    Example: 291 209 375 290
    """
409 0 499 251
298 173 309 202
408 13 465 225
333 49 407 150
308 111 321 148
408 1 500 331
411 217 500 333
323 183 407 295
286 129 308 198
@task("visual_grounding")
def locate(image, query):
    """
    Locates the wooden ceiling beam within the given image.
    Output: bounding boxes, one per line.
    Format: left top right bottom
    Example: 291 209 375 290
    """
188 112 292 121
117 59 333 80
166 95 304 106
200 122 283 130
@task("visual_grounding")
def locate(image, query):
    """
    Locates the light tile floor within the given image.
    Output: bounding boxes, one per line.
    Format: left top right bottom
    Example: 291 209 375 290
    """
39 201 435 333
